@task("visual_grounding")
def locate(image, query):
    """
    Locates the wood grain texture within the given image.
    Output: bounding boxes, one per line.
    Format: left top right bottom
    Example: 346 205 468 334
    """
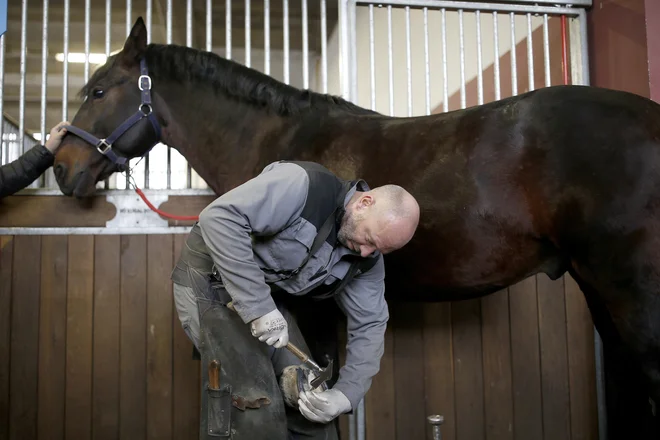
9 236 41 440
0 237 13 440
92 235 121 440
65 236 94 440
38 236 68 440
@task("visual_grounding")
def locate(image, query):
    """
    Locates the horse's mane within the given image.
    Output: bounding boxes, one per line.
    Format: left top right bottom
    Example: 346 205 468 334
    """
82 43 376 117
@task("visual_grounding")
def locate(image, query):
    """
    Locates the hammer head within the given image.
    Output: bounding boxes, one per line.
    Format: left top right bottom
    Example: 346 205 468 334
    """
309 358 333 389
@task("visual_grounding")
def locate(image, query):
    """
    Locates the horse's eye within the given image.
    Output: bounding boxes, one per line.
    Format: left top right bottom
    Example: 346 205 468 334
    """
93 89 105 99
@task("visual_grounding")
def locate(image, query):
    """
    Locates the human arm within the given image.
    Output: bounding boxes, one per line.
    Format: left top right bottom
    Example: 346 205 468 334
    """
0 121 70 199
197 162 309 324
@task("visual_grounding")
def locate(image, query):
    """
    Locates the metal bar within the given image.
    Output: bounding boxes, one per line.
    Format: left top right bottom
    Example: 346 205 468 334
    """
493 11 501 100
225 0 231 59
167 0 172 189
284 0 290 84
387 5 394 115
510 12 518 95
424 7 430 114
245 0 251 67
265 0 270 75
459 9 466 109
126 0 132 36
19 0 27 155
579 9 591 85
369 4 375 110
441 8 448 112
406 6 412 116
357 398 366 440
543 14 551 87
527 13 534 91
0 36 5 165
206 0 212 52
105 0 111 189
321 0 328 93
187 0 193 47
41 0 51 187
40 0 49 149
339 0 350 99
85 0 91 84
63 0 70 123
353 0 582 16
302 0 309 89
349 1 358 102
145 0 152 189
126 0 132 189
476 10 483 105
186 0 193 188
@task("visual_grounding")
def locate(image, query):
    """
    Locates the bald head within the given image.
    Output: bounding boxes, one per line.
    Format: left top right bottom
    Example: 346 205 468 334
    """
338 184 420 257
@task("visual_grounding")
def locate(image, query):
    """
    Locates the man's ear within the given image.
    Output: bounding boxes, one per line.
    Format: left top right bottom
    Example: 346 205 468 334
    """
356 194 374 211
119 16 147 67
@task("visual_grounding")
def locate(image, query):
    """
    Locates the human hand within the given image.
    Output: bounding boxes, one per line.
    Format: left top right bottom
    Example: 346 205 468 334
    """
44 121 71 153
250 308 289 348
298 388 351 423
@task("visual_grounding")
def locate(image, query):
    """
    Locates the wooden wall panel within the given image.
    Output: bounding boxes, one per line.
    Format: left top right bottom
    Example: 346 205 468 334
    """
38 236 68 440
119 235 147 439
0 237 13 440
9 236 41 440
92 236 121 440
0 232 599 440
422 302 455 440
392 304 426 440
452 299 485 440
481 289 514 440
65 236 94 440
365 324 395 440
146 235 174 440
509 277 543 440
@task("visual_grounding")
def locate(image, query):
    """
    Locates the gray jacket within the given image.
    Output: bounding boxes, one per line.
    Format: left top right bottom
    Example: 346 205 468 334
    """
173 161 388 409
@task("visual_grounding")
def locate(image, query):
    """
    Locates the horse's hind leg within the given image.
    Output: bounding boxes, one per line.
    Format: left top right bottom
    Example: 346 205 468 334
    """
569 270 658 439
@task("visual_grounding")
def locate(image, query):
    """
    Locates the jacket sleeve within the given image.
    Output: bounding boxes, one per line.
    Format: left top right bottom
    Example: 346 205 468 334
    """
0 144 54 198
332 256 388 410
197 162 310 323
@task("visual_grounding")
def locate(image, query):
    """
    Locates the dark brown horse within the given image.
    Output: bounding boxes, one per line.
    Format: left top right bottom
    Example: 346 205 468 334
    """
55 17 660 438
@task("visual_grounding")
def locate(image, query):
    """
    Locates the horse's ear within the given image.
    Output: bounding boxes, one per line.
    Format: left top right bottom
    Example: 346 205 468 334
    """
120 16 147 66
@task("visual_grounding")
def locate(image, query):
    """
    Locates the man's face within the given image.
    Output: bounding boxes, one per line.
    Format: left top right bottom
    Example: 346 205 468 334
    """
337 204 380 257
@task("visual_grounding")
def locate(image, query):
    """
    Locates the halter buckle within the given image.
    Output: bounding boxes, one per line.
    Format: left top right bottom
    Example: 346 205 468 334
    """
139 104 153 116
138 74 152 91
97 139 111 154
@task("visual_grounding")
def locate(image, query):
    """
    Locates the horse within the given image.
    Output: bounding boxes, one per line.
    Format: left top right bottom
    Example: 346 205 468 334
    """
54 17 660 438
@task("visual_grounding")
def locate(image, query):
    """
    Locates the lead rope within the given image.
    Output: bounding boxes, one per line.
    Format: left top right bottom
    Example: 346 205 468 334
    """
125 164 200 222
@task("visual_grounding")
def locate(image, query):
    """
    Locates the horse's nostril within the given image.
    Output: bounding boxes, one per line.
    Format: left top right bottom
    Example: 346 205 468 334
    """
54 163 67 181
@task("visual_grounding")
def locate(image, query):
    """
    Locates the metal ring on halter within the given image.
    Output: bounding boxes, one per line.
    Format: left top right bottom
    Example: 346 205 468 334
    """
140 104 153 115
138 74 152 90
96 139 111 154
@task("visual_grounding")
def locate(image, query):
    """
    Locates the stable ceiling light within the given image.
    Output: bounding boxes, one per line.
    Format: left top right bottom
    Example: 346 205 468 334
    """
55 52 108 64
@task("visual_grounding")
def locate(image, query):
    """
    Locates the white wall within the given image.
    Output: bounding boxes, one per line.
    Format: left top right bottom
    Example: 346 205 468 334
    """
325 5 545 118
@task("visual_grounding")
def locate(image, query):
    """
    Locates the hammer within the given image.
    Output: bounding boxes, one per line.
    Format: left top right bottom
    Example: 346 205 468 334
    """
227 301 333 389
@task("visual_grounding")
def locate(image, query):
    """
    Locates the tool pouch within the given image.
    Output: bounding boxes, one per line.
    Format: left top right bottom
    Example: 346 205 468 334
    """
206 384 232 437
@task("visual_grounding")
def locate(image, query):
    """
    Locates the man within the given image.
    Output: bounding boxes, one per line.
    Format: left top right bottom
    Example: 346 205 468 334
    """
171 160 419 440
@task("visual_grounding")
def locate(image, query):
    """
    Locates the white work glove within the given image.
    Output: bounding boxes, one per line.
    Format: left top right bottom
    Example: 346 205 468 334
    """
298 388 352 423
249 309 289 348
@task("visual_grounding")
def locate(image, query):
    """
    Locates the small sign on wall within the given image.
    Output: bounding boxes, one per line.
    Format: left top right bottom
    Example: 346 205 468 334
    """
0 0 5 37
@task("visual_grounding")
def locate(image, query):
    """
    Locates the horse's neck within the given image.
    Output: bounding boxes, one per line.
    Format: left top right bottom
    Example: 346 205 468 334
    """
156 84 294 193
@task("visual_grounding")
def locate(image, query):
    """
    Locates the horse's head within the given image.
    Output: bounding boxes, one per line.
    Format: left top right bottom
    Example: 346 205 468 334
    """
54 17 161 197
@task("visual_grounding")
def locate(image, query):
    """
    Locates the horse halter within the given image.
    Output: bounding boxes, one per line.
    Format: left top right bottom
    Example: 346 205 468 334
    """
66 58 162 172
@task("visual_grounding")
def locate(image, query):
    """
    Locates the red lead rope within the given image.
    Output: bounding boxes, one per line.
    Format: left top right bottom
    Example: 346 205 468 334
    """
132 185 200 222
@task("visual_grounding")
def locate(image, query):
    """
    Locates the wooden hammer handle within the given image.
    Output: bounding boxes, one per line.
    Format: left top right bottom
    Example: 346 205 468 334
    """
286 342 309 362
209 360 220 389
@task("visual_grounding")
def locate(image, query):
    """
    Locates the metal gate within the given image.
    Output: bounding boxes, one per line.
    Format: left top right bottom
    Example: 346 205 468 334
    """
0 1 602 439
